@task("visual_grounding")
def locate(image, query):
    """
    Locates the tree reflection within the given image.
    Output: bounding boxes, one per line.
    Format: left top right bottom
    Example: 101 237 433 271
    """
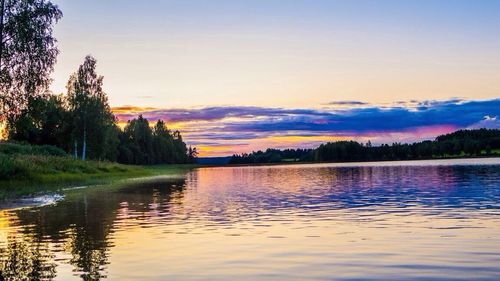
0 234 56 280
0 177 187 280
1 164 498 280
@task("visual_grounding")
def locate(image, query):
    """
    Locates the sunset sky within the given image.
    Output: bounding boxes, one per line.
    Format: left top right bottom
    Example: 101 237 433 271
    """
50 0 500 156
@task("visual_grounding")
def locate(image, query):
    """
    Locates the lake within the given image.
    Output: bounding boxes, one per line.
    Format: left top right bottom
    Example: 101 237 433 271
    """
1 158 499 280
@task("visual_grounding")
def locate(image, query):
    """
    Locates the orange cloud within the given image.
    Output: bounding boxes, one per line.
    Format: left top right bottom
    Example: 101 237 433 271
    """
112 106 158 114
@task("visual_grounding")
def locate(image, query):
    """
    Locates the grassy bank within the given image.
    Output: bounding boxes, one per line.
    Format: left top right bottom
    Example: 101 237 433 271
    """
0 142 196 199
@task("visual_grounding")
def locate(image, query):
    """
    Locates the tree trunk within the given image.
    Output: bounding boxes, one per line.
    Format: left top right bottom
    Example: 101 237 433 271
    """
74 140 78 158
0 0 5 69
82 125 86 160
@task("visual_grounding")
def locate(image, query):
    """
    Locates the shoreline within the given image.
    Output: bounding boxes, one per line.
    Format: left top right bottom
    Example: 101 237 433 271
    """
0 163 198 200
214 154 500 168
2 155 498 200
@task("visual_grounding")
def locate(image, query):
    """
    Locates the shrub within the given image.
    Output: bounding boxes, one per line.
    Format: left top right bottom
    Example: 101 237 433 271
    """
32 145 67 156
0 142 66 157
0 154 27 179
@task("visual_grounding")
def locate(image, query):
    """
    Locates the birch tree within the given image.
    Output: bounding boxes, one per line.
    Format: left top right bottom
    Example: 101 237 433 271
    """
67 56 116 160
0 0 62 124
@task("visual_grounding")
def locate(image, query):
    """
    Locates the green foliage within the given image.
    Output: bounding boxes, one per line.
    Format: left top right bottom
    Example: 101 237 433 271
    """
0 142 69 180
0 144 196 198
5 56 193 165
0 153 143 183
0 0 62 122
7 95 71 150
0 154 23 178
230 129 500 164
1 7 193 166
312 129 500 162
67 55 118 160
118 116 191 165
0 142 66 156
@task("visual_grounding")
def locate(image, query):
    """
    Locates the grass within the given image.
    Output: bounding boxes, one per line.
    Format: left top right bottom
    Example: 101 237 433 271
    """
0 142 197 199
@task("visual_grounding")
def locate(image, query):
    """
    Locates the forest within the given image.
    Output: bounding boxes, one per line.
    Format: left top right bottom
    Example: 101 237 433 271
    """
229 129 500 164
0 1 498 168
4 56 196 165
0 0 195 165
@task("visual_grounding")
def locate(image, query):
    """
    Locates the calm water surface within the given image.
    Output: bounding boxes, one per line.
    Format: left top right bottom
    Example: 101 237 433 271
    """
0 159 499 280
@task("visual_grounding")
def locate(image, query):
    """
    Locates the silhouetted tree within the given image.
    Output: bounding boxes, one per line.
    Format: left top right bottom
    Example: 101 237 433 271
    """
230 129 500 164
188 146 198 162
0 0 62 124
7 94 70 149
67 56 117 160
117 116 192 165
118 115 153 164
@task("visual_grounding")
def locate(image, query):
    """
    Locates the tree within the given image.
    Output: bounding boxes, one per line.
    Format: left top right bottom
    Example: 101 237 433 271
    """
118 115 153 164
152 120 174 164
0 0 62 124
229 129 500 164
67 56 117 160
188 146 198 162
7 94 69 148
172 130 189 163
117 117 192 165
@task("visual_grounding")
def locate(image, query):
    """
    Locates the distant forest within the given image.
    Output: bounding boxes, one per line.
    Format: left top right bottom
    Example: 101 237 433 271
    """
229 129 500 164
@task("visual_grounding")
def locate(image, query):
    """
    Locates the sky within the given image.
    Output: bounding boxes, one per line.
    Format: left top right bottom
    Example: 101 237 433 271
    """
50 0 500 156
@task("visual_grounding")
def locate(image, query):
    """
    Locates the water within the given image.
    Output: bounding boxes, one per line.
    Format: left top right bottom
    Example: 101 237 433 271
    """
0 158 499 280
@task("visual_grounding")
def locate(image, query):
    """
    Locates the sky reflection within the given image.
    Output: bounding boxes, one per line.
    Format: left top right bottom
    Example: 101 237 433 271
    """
0 160 499 280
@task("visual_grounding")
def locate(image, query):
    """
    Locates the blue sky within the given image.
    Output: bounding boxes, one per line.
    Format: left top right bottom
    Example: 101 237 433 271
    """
50 0 500 155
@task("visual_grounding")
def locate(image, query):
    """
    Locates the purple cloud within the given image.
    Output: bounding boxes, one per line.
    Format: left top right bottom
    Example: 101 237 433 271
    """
327 100 369 106
218 99 500 134
115 106 331 123
115 99 500 144
468 115 500 129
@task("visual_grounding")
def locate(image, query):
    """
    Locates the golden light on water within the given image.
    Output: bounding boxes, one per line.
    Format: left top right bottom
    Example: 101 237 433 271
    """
0 161 499 279
0 211 11 245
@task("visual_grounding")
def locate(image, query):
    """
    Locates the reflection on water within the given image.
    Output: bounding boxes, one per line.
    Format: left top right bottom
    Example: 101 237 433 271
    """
0 159 499 280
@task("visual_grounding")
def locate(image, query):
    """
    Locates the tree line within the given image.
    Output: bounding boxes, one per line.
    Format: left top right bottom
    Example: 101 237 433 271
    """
229 148 312 164
6 56 196 164
0 1 195 165
229 129 500 164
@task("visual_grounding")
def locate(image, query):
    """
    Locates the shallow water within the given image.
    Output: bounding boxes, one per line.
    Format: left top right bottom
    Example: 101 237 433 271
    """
0 158 499 280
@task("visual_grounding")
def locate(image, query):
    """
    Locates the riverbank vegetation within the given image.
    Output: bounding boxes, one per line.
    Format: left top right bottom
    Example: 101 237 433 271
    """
0 142 195 198
0 0 198 199
229 129 500 164
4 56 197 165
0 1 196 167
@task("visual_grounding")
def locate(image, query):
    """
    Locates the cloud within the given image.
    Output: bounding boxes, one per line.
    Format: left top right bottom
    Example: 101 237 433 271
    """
114 98 500 136
112 98 500 156
113 106 158 114
187 141 250 147
327 100 369 106
186 132 264 141
219 99 499 134
114 106 330 123
468 115 500 129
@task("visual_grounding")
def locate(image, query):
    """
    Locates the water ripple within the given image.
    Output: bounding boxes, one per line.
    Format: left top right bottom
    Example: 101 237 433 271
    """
0 159 499 280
